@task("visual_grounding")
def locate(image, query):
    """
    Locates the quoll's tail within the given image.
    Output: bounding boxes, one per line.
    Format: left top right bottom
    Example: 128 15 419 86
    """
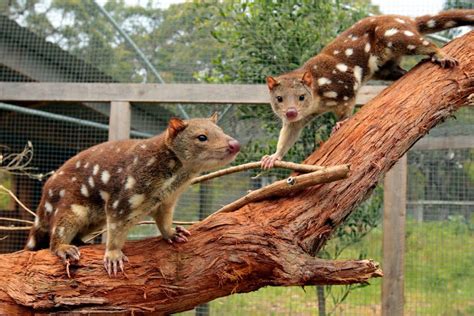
416 9 474 34
25 216 50 251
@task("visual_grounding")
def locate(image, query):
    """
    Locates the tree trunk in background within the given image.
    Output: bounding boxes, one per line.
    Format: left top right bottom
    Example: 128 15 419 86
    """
0 32 472 315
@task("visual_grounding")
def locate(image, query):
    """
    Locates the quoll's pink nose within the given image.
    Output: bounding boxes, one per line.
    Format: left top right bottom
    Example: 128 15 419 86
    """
228 139 241 154
286 108 298 119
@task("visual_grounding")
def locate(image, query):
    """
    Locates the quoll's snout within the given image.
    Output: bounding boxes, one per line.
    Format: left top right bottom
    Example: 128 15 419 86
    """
228 139 241 154
286 107 298 119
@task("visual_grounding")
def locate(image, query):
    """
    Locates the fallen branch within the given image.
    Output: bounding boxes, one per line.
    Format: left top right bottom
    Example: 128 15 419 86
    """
0 32 472 314
191 160 325 184
213 164 350 214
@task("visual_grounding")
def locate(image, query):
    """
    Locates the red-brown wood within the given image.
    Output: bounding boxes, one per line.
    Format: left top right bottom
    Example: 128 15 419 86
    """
0 31 472 315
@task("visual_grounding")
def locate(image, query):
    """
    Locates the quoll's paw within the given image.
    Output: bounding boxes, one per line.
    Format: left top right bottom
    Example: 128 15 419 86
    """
261 154 281 170
55 244 81 263
331 118 349 135
167 226 191 244
103 249 129 277
432 55 458 68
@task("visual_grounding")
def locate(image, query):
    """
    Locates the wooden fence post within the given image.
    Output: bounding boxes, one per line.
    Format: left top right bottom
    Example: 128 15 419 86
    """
382 154 407 316
108 101 131 141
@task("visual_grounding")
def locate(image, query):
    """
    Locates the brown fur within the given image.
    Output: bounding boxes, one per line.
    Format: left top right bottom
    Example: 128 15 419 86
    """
262 10 474 168
25 115 240 275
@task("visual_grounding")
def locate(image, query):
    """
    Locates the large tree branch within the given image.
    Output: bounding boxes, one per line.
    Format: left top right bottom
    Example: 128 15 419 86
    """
0 32 472 315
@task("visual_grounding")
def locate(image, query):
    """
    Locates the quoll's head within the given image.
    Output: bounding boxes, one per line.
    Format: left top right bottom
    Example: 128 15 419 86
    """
166 113 240 171
266 72 321 123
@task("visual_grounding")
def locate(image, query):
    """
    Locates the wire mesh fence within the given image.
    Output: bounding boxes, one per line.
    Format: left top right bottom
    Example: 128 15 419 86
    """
0 0 473 315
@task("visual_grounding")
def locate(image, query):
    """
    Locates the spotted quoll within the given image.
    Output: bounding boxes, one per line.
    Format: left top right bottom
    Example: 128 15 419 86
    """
25 114 240 276
262 9 474 168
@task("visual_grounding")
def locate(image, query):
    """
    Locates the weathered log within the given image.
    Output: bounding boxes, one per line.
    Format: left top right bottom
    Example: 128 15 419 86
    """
0 31 472 315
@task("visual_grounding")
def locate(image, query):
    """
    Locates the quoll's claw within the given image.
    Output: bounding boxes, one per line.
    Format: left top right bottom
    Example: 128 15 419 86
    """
103 250 128 277
432 55 458 69
173 226 191 243
56 244 81 263
331 118 350 134
261 154 281 170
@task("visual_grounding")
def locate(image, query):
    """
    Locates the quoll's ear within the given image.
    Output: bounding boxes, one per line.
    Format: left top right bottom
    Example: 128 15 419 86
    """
167 117 188 139
209 112 218 123
301 71 313 87
266 76 279 90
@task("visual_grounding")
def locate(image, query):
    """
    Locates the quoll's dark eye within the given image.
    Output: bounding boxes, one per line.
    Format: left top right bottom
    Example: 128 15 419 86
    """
197 135 208 142
299 95 305 101
276 96 283 102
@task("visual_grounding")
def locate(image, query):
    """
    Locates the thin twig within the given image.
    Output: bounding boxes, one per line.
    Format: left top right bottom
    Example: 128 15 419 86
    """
0 185 36 217
209 164 350 215
0 226 31 231
191 161 325 184
0 217 33 225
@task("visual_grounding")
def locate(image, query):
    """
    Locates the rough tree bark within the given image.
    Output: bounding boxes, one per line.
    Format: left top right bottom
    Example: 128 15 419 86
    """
1 32 473 315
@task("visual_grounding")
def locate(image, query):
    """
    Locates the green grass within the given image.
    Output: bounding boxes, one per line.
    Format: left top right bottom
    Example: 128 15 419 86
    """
179 219 473 315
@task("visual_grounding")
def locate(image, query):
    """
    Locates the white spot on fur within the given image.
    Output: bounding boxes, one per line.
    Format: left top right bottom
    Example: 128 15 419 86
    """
58 171 64 175
364 43 371 53
395 18 405 24
45 201 53 213
116 148 121 153
140 144 147 149
326 101 338 106
59 189 65 198
323 91 338 99
336 63 348 72
117 167 123 173
88 176 95 188
48 189 53 197
444 21 456 28
100 190 110 202
407 44 416 50
163 175 176 190
353 66 363 84
168 159 176 169
403 30 414 37
423 40 430 46
387 42 393 48
318 77 331 86
368 55 379 74
75 161 81 168
350 35 358 41
93 164 100 175
384 28 398 37
71 177 77 182
129 194 145 209
333 50 340 55
101 170 111 184
112 200 119 209
71 204 88 220
332 70 336 74
343 96 349 101
26 236 35 249
345 48 353 56
133 156 138 165
80 185 89 197
84 162 89 169
146 157 156 166
427 19 436 28
57 226 65 237
125 176 136 190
